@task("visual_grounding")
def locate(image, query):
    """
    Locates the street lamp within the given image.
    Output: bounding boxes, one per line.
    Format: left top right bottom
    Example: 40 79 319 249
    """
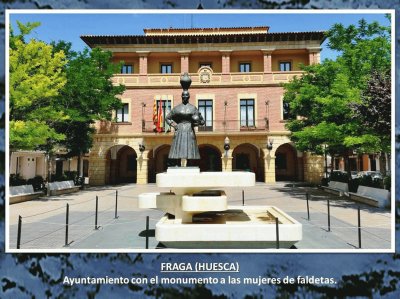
139 141 146 153
267 138 274 150
224 137 230 157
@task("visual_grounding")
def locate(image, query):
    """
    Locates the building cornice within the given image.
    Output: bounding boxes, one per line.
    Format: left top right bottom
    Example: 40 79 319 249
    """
81 31 327 48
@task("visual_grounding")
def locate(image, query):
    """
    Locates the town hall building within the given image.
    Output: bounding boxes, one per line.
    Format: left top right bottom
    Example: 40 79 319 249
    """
80 25 327 185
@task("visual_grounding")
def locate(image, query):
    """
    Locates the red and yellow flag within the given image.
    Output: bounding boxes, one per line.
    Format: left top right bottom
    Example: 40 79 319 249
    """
156 100 164 132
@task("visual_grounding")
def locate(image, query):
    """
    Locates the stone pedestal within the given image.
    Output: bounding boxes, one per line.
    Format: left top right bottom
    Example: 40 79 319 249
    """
138 167 302 249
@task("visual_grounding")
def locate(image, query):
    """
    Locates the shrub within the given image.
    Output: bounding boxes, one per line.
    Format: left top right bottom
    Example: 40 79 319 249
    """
383 175 391 191
358 175 383 189
320 177 329 186
10 174 27 186
330 171 349 183
26 176 45 191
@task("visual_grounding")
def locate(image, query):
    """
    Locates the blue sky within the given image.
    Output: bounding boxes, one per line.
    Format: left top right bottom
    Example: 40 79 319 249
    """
9 12 390 61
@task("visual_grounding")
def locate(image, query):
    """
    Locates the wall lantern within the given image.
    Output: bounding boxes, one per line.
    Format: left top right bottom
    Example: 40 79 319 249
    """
224 137 230 157
139 141 146 153
267 138 274 150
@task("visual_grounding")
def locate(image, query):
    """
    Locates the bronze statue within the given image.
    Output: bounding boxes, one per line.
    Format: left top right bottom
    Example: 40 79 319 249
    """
166 73 204 166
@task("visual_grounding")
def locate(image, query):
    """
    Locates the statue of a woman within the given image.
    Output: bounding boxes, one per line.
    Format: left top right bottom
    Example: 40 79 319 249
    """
166 73 204 166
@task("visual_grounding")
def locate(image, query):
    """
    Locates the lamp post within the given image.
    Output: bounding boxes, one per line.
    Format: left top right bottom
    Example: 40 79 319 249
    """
139 141 146 154
224 137 230 157
267 138 274 151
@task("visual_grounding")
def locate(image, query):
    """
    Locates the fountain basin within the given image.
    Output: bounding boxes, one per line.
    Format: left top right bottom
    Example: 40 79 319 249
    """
155 206 302 249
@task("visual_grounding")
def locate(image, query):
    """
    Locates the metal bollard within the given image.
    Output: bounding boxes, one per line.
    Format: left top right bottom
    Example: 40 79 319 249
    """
275 217 280 249
306 193 310 220
146 216 149 249
358 206 362 249
115 190 118 219
327 199 331 232
17 215 22 249
95 195 99 230
242 190 245 206
65 203 69 246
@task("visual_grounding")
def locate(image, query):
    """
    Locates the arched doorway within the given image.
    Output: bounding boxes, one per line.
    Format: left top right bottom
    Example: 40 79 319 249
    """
188 144 222 172
233 143 262 181
149 145 179 183
105 145 137 184
275 143 297 181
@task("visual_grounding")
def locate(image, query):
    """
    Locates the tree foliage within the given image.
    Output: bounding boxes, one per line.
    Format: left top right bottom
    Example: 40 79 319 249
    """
283 19 391 164
9 22 125 162
9 21 67 150
51 43 125 158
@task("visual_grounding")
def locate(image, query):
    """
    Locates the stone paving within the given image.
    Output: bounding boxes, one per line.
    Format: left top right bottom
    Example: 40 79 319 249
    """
8 182 392 251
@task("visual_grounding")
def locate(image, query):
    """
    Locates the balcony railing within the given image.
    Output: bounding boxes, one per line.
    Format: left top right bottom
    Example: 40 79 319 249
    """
112 71 304 87
142 119 270 133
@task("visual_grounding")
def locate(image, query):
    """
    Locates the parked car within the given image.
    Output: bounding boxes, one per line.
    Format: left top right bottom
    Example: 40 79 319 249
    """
351 171 358 179
357 171 383 179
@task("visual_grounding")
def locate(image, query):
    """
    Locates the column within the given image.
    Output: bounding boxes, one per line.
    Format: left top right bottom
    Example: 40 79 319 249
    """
261 49 274 82
137 51 149 83
179 51 191 73
308 48 321 65
89 156 106 186
264 155 276 183
221 155 233 172
261 49 273 72
220 50 232 83
220 50 232 73
136 154 148 184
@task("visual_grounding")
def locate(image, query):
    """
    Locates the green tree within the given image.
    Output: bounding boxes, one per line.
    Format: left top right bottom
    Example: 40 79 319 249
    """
9 21 67 150
283 19 391 174
52 43 125 176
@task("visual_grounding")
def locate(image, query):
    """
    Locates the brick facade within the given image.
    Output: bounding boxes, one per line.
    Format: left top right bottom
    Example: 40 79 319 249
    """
81 26 326 185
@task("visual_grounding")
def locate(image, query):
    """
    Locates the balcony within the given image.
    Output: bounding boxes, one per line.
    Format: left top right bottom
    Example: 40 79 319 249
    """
112 71 304 87
141 119 271 134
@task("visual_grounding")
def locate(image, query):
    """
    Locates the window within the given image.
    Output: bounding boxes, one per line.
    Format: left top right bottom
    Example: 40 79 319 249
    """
121 65 133 74
239 63 251 72
283 101 290 120
154 99 172 132
161 64 172 74
240 99 255 127
116 103 129 122
279 61 292 72
198 100 213 131
199 62 212 69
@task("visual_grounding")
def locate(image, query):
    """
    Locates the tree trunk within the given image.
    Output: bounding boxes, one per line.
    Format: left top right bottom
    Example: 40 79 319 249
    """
379 154 387 176
344 153 351 179
77 152 82 177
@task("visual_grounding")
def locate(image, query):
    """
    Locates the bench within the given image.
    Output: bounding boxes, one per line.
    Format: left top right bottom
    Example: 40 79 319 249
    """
10 185 43 204
322 181 349 196
349 186 390 208
49 180 80 196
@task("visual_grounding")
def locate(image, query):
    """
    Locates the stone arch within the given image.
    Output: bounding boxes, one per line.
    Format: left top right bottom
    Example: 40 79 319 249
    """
188 144 222 172
147 144 179 183
275 143 298 181
105 145 137 184
232 143 263 181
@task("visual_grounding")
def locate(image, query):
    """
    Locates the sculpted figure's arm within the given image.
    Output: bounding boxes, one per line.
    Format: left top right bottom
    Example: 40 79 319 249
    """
166 110 177 129
192 109 205 127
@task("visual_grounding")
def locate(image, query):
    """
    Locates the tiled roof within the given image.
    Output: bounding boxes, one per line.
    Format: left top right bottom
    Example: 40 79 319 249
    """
143 26 270 36
81 31 326 47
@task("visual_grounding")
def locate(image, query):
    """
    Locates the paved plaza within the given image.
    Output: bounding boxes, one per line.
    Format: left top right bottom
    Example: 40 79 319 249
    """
8 182 392 251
